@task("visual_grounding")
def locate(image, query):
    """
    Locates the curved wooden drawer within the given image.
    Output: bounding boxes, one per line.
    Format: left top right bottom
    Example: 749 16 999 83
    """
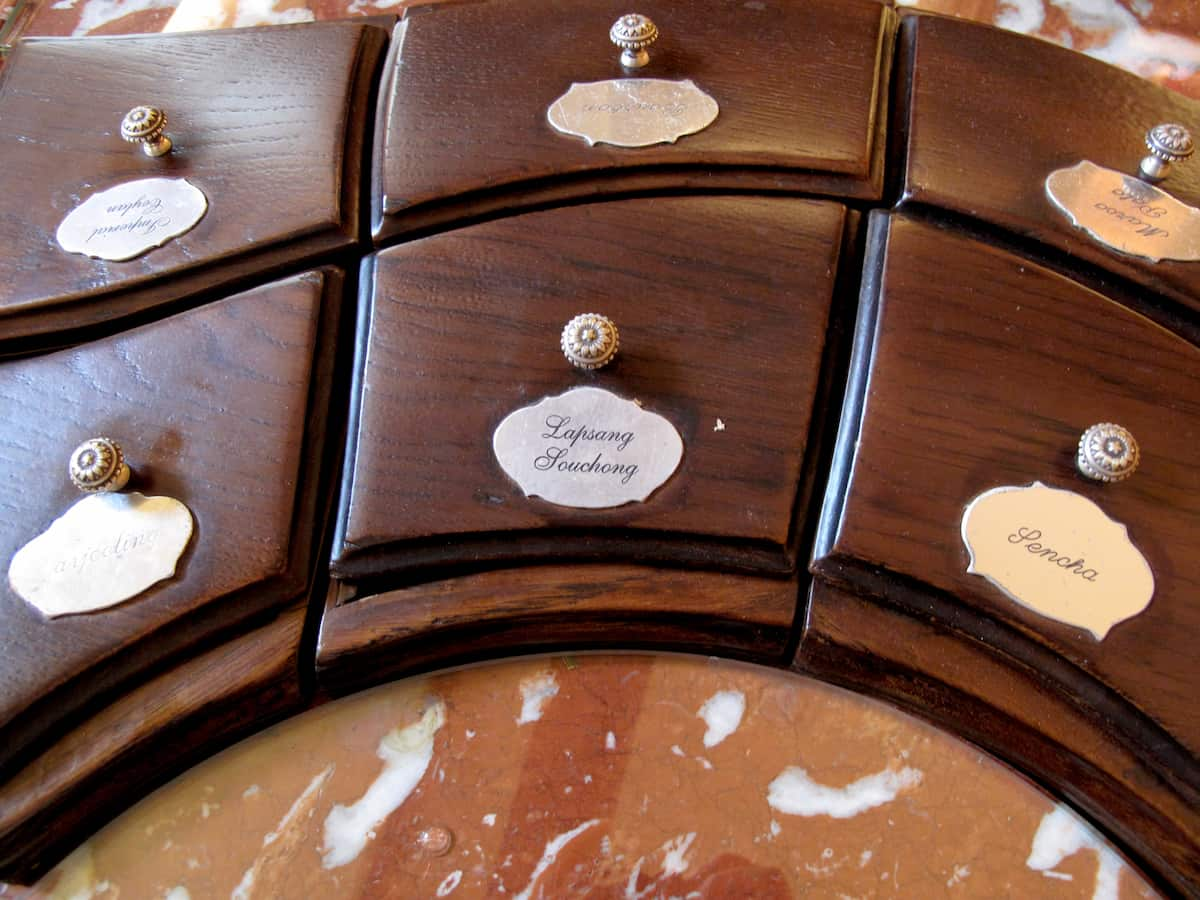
0 269 343 777
373 0 892 240
334 195 849 582
896 12 1200 313
0 22 386 351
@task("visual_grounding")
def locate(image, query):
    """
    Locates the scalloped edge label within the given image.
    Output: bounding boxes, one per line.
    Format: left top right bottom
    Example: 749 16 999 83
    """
1045 161 1200 263
56 177 207 262
8 492 193 617
547 79 719 148
961 482 1154 640
492 386 683 509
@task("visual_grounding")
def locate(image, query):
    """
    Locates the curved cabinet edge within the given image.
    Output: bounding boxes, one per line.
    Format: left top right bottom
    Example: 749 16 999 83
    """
0 605 306 886
796 579 1200 898
316 565 799 697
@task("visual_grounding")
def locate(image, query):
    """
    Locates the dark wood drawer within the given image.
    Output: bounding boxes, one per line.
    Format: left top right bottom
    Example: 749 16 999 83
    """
896 12 1200 313
0 269 343 777
813 211 1200 765
0 22 386 351
372 0 893 240
335 195 849 581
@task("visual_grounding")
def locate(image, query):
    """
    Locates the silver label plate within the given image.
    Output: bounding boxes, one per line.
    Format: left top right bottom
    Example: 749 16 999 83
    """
547 79 719 148
56 177 208 262
961 482 1154 640
8 492 194 618
492 386 683 509
1045 160 1200 262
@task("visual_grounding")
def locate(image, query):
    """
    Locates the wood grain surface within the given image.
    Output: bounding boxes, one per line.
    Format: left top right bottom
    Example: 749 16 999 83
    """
373 0 892 240
0 269 342 778
318 566 798 696
335 196 848 580
798 581 1200 898
896 12 1200 314
0 22 386 349
814 212 1200 768
0 604 306 884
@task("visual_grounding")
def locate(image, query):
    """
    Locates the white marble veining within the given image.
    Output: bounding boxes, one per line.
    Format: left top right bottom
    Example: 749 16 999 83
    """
767 765 923 818
321 699 445 869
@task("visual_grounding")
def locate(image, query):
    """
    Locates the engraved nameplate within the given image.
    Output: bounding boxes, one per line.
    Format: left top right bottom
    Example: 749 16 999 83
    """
56 177 208 262
1045 161 1200 262
547 79 719 148
493 386 683 509
8 492 194 618
961 482 1154 640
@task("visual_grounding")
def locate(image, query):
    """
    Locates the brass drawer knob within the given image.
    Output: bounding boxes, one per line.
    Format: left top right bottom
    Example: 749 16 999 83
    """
121 105 172 157
562 313 619 370
69 437 132 493
1139 123 1192 183
1077 423 1139 482
610 13 658 69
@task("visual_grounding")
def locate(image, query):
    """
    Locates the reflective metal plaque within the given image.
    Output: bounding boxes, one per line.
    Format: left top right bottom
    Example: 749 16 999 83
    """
1045 161 1200 262
547 79 718 148
961 482 1154 640
56 177 207 262
8 492 194 618
493 386 683 509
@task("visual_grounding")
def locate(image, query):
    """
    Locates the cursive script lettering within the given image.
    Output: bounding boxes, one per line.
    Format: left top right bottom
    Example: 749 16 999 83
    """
52 528 159 575
1007 526 1098 582
582 102 686 116
1092 186 1171 239
542 415 634 451
532 414 639 483
534 446 639 484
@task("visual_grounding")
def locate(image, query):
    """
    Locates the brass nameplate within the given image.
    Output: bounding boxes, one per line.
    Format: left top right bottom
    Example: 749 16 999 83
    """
8 492 194 617
1045 161 1200 262
56 177 207 262
492 386 683 509
547 79 718 148
961 482 1154 640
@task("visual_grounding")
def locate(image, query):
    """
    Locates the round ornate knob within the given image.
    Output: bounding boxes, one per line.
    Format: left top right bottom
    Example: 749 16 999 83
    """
121 106 172 158
610 13 658 69
1077 423 1139 483
69 437 132 493
561 313 619 370
1138 123 1192 182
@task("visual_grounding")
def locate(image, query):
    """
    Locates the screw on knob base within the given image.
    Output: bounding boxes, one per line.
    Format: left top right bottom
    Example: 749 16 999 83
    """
69 437 132 493
610 14 658 69
1138 123 1192 183
1076 423 1139 483
121 106 172 158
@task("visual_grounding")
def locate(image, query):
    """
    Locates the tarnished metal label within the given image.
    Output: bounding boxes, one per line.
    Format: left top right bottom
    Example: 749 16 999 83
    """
961 482 1154 640
1045 161 1200 262
8 492 194 618
547 79 718 148
492 386 683 509
56 177 207 262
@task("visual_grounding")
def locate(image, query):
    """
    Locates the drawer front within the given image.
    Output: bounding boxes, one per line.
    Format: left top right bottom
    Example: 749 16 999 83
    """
0 23 386 349
374 0 892 239
336 196 848 580
0 269 342 775
897 12 1200 312
814 213 1200 760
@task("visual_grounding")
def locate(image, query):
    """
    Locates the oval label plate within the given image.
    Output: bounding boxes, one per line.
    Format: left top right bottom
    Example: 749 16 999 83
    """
9 492 194 618
961 482 1154 640
56 177 208 262
1045 161 1200 263
547 79 719 148
492 386 683 509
